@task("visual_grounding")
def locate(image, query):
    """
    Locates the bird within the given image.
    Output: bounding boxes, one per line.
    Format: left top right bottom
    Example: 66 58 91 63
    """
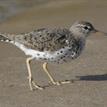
0 21 102 91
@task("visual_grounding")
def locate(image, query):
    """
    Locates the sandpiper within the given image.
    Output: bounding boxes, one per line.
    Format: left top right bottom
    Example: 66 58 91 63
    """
0 21 104 91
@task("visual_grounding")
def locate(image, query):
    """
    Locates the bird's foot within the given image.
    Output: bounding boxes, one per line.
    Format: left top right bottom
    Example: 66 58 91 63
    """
49 80 71 86
60 80 72 84
48 81 61 85
32 81 44 91
27 77 44 91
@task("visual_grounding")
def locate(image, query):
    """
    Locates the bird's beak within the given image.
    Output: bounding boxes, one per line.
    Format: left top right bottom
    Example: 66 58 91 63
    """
92 29 98 33
93 29 107 36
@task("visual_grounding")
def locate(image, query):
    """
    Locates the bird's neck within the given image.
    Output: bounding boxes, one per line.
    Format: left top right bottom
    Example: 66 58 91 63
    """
75 34 86 41
76 36 86 50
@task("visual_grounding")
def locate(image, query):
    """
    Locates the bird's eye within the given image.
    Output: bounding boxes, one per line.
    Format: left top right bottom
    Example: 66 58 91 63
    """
84 26 89 30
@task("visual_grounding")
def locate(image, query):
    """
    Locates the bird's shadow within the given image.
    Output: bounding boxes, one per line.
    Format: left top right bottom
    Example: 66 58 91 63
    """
76 74 107 81
44 74 107 89
34 74 107 90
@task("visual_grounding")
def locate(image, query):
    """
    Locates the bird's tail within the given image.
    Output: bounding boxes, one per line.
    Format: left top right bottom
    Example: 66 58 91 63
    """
0 33 14 43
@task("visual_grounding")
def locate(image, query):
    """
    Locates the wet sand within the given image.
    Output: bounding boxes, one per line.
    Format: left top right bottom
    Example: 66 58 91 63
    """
0 0 107 107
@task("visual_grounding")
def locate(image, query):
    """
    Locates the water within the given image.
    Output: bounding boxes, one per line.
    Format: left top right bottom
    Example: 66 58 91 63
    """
0 0 52 22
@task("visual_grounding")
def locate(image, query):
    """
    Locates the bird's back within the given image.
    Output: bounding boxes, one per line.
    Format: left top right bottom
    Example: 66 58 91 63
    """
14 28 76 51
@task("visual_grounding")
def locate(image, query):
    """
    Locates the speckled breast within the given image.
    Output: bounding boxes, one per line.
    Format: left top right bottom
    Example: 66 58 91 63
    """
34 46 83 64
14 40 84 64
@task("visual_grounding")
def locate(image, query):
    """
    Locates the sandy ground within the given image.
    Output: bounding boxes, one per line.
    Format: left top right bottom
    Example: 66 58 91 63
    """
0 0 107 107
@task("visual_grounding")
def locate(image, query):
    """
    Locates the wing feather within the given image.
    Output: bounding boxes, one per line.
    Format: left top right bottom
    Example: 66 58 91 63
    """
15 28 75 51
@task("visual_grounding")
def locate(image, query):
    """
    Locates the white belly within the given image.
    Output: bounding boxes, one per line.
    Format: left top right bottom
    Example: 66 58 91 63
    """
14 42 79 63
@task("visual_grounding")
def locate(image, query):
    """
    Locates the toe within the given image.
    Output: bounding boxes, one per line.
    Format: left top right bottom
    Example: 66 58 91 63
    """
32 81 44 90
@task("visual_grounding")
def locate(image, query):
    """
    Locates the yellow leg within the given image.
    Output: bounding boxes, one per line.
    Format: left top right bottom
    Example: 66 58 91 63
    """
42 62 61 85
42 62 71 85
26 57 43 90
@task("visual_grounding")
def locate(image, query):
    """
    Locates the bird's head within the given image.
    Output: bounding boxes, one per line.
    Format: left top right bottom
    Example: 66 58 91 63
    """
70 21 98 38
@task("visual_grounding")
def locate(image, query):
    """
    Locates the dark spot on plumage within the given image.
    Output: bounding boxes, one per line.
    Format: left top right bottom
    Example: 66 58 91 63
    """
39 35 42 37
47 32 50 35
37 53 40 56
24 36 27 40
43 54 46 57
34 37 37 40
63 55 66 58
71 57 75 59
68 48 72 51
71 52 75 56
60 57 63 59
60 50 63 53
44 58 47 60
38 47 44 51
62 46 65 49
49 43 52 47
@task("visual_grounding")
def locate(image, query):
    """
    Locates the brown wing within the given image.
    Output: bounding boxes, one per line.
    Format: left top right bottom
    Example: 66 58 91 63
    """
15 28 74 51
